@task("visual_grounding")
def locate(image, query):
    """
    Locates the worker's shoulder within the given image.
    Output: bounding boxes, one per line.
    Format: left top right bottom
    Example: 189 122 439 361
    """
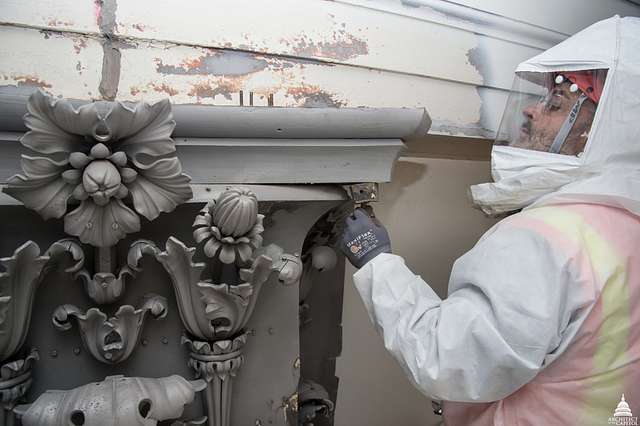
486 202 640 245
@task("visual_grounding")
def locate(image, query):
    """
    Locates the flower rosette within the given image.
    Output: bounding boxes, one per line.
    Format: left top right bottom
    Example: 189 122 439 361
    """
3 90 192 247
192 188 264 265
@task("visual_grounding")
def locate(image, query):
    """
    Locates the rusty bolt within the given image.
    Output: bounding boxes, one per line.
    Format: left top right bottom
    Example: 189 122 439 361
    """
73 347 81 356
161 337 169 345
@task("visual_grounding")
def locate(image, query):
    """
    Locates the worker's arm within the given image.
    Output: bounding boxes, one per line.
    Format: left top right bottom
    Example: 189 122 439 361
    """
350 222 594 402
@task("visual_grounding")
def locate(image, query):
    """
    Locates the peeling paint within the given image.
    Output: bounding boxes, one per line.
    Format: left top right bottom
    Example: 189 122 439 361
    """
286 85 344 107
286 29 369 61
46 18 74 28
155 51 269 77
466 46 486 84
73 37 88 54
11 75 52 89
150 82 178 96
187 77 244 102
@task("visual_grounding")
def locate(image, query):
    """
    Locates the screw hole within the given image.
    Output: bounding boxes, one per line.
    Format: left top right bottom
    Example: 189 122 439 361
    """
70 410 85 425
138 399 152 418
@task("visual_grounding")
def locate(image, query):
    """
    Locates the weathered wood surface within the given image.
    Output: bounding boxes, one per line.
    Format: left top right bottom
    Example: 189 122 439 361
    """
2 0 637 141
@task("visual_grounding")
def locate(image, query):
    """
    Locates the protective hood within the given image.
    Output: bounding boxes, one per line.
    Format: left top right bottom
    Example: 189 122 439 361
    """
470 16 640 216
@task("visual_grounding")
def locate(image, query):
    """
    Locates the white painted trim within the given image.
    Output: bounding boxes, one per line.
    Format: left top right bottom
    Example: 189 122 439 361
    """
335 0 568 50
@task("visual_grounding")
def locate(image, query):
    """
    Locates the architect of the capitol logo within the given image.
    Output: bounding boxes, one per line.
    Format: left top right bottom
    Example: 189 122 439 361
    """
608 395 638 425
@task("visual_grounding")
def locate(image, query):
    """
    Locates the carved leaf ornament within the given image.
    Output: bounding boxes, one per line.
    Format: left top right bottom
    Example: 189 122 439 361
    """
3 90 192 247
0 242 49 362
192 188 265 265
52 295 168 364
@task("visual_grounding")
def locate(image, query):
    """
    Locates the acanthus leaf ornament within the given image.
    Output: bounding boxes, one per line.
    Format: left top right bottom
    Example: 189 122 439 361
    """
141 237 279 343
44 238 136 304
3 90 193 247
51 294 168 364
94 187 302 426
14 375 206 426
0 241 49 363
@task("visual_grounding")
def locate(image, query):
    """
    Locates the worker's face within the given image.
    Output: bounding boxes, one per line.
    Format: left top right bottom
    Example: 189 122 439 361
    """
511 82 597 156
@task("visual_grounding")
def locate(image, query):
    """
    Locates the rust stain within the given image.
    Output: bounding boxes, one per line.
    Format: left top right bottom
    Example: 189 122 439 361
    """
13 75 52 89
128 82 178 97
132 23 146 32
287 29 369 61
149 82 179 96
286 84 344 108
187 77 244 102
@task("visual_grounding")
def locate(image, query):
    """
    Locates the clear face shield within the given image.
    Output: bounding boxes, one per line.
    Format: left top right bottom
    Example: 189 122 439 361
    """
495 69 607 156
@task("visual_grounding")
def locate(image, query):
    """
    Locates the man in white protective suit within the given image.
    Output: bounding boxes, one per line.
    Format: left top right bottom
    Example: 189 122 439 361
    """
339 16 640 425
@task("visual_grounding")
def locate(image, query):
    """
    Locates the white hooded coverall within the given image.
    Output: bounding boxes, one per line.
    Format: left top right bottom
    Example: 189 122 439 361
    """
353 16 640 425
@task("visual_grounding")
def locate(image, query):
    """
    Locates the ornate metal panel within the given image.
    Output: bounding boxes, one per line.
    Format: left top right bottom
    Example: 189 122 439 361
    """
0 91 352 426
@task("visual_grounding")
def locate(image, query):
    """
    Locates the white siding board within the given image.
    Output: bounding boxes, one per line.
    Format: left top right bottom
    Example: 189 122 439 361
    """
118 42 482 133
115 0 483 86
447 0 640 34
0 26 102 100
0 0 99 33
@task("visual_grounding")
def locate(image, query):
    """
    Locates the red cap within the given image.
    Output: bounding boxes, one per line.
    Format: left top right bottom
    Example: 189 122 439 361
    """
561 71 606 103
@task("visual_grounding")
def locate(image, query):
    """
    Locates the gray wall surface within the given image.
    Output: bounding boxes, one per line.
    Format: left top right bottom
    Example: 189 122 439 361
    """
335 157 498 426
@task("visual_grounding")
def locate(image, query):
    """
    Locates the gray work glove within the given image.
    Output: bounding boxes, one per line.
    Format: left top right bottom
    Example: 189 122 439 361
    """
340 207 391 269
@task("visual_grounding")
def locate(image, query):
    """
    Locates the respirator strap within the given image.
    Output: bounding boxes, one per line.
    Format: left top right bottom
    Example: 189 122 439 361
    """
549 93 589 154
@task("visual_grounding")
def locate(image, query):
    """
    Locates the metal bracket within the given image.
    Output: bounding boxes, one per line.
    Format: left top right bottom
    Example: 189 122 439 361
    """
342 183 379 204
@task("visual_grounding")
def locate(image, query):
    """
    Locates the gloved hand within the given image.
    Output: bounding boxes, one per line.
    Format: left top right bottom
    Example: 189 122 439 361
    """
340 207 391 269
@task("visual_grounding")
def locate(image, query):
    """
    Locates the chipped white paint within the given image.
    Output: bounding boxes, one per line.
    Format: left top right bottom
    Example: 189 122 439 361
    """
115 0 482 86
0 0 99 33
0 26 102 100
117 41 482 133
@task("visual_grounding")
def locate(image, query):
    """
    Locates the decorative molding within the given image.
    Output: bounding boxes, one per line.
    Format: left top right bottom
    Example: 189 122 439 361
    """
14 375 206 425
0 98 431 140
0 349 39 424
52 295 168 364
193 188 265 266
0 241 49 363
298 380 335 425
182 334 247 426
46 238 138 304
129 186 304 426
139 237 275 343
2 90 192 247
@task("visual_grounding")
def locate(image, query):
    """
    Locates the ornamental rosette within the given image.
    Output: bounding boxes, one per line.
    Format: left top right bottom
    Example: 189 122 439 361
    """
192 188 264 265
3 90 192 247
